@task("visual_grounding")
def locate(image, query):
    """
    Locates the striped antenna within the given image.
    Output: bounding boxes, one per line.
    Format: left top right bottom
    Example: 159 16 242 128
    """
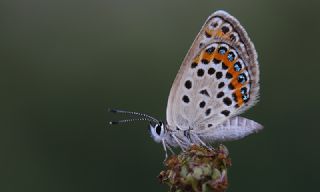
108 108 159 124
109 118 152 125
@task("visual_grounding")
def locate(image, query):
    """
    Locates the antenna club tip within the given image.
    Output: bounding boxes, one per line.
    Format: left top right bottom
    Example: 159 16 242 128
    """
109 121 118 125
108 108 117 113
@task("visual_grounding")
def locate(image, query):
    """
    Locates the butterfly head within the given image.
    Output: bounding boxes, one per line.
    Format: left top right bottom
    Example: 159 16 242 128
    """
149 121 166 143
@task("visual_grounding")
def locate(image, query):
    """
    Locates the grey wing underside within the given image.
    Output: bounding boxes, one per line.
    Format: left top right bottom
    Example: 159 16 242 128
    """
166 10 260 132
199 116 263 142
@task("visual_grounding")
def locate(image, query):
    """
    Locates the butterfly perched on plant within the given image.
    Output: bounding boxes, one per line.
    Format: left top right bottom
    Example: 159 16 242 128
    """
110 10 263 157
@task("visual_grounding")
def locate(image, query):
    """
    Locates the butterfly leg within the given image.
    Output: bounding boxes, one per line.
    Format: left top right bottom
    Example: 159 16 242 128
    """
166 143 175 155
161 139 169 159
161 139 175 159
191 131 213 149
171 134 188 151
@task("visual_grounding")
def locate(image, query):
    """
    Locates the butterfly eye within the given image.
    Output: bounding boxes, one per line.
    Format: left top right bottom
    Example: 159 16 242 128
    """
155 125 162 135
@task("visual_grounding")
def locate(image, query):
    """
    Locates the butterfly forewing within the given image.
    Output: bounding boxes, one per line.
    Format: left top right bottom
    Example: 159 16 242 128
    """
166 10 260 133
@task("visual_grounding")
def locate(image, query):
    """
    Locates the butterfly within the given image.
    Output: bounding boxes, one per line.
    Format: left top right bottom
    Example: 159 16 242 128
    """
110 10 263 157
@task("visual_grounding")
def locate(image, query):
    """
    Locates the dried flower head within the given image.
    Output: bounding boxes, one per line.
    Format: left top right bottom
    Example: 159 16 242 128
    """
158 144 231 192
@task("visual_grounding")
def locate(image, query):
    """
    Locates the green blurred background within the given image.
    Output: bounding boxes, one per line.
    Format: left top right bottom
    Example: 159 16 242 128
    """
2 0 320 191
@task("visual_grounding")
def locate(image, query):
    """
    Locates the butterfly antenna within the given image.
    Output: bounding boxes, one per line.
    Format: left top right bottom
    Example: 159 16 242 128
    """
108 108 159 123
109 118 151 125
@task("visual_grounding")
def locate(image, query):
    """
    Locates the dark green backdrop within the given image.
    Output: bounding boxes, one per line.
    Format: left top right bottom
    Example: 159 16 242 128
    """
2 0 320 191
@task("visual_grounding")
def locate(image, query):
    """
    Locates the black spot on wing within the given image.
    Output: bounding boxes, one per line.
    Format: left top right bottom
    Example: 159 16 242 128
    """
201 59 209 65
206 47 215 54
197 69 204 77
218 82 225 88
221 26 230 34
205 108 211 116
200 89 210 97
205 31 212 38
223 97 232 106
199 101 206 108
221 62 228 70
217 91 224 98
221 110 230 116
191 62 197 69
184 80 192 89
208 68 215 75
213 58 221 64
228 83 235 90
226 72 233 79
216 72 223 79
182 95 190 103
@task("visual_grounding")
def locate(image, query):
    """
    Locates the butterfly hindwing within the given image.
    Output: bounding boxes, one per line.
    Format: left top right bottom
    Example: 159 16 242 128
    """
166 10 260 133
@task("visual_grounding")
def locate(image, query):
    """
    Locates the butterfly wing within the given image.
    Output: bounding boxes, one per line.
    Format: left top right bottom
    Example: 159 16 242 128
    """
166 10 260 133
